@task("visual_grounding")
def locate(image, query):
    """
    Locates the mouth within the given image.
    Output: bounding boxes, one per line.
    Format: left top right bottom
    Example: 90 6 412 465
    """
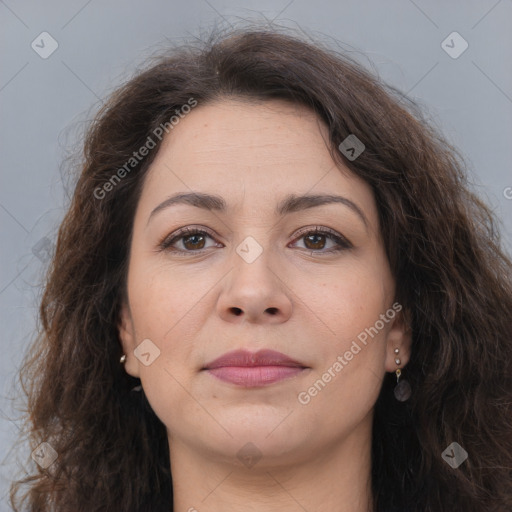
201 349 309 387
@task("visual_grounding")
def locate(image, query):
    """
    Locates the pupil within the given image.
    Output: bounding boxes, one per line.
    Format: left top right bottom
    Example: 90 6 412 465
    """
185 234 204 249
306 234 324 249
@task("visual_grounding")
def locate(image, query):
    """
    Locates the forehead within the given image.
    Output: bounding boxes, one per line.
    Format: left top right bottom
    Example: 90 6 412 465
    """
157 98 330 165
139 98 378 227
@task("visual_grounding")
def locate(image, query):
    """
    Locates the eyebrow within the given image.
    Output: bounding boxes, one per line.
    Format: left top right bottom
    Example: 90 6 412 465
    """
147 191 368 229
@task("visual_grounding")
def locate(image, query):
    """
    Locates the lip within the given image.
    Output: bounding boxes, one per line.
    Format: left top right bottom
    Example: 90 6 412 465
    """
202 349 309 387
203 349 305 369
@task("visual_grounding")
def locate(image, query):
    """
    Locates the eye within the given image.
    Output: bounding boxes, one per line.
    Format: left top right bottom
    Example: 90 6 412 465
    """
290 226 352 253
158 226 222 254
158 225 352 255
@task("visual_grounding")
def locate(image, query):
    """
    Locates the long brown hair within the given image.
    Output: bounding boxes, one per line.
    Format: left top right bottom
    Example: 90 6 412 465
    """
9 24 512 511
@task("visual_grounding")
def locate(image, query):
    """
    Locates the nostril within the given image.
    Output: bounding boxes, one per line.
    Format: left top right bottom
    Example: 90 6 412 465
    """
266 307 278 315
231 307 243 316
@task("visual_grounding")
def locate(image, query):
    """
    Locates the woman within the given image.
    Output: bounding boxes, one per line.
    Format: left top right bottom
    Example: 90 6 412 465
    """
9 26 512 511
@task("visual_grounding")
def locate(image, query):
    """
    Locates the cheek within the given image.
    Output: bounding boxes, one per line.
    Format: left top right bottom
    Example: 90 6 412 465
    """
125 264 205 427
316 259 391 348
124 260 198 377
128 256 209 335
298 269 390 417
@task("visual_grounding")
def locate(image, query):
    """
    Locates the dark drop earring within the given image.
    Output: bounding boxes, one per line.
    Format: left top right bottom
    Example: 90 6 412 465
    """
393 348 411 401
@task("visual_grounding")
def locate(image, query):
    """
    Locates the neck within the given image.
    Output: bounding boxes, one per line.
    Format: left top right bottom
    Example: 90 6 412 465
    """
168 415 374 512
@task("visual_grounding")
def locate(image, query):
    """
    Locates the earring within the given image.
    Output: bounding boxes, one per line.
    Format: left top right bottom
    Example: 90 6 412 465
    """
120 354 142 391
393 348 411 402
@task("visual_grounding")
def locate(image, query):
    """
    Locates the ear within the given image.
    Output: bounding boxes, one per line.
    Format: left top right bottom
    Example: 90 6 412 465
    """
384 303 412 373
117 300 141 378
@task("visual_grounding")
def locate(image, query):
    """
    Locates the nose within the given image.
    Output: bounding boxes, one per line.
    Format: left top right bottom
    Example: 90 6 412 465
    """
216 247 293 324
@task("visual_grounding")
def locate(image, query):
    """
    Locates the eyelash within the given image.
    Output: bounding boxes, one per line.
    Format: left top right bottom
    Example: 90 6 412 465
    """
157 225 352 256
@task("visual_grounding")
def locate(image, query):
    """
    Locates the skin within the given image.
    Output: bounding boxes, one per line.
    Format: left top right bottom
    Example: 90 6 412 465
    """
118 98 411 512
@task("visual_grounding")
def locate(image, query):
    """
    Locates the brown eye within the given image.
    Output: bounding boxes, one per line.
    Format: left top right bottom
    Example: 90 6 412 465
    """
182 233 206 250
159 227 221 253
290 227 352 254
303 233 328 250
159 226 351 256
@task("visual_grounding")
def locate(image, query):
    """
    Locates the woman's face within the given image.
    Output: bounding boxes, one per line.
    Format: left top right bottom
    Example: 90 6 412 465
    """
118 98 410 469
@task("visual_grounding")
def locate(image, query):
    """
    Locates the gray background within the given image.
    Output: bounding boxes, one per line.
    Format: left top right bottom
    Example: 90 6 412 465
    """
1 0 511 508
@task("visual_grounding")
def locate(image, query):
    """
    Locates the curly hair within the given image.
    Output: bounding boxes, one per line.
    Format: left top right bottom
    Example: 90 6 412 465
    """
8 24 512 512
